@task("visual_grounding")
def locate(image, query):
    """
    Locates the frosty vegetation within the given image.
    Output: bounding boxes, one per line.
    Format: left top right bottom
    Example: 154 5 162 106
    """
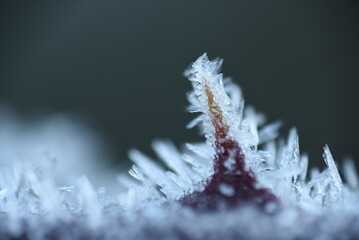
0 54 359 239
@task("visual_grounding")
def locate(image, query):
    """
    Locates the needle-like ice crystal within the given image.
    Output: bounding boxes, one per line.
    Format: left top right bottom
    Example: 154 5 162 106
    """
0 54 358 239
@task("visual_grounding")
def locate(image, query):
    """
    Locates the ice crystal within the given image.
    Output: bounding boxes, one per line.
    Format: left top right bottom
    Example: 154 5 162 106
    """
1 55 359 239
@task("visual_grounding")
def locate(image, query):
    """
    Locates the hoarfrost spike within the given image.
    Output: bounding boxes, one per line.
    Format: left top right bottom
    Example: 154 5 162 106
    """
180 54 277 210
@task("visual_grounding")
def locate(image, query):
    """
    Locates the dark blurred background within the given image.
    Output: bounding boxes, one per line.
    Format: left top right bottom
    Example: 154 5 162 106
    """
0 1 358 170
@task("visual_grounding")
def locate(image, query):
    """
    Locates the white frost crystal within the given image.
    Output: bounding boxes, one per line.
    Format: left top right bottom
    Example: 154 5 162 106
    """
0 55 359 239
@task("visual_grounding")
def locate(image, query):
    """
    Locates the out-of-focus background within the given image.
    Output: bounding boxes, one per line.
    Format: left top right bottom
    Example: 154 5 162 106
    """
0 1 358 170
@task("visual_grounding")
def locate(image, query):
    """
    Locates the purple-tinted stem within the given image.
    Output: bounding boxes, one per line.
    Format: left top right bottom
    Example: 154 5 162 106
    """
180 139 277 211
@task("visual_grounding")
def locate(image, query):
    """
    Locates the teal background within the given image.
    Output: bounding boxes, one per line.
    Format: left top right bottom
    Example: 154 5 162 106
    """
0 1 358 170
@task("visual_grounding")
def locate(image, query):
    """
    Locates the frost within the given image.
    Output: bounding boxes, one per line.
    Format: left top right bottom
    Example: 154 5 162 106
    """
343 158 359 190
219 184 235 197
0 55 359 239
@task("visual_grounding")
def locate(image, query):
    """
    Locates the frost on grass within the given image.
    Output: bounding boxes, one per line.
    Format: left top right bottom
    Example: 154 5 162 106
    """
1 55 359 239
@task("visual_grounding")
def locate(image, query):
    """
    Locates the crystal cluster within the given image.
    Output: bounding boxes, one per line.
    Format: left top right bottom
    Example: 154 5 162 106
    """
0 54 358 239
